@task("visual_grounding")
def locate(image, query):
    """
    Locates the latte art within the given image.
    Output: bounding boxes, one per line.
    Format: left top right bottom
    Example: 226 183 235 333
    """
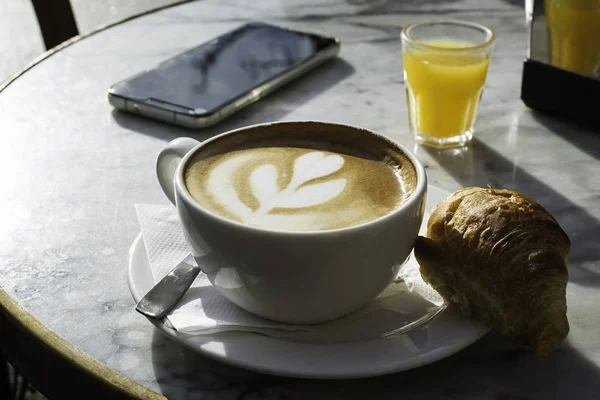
246 151 346 220
185 137 416 231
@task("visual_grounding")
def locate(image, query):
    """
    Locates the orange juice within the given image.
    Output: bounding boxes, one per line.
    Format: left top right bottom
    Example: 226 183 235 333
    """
403 41 491 138
545 0 600 74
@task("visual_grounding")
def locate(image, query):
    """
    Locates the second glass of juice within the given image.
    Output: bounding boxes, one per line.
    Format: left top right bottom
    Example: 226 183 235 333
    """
545 0 600 76
401 20 495 148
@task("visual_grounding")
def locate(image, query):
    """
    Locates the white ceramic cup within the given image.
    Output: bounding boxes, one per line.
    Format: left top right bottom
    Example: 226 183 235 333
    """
156 121 427 324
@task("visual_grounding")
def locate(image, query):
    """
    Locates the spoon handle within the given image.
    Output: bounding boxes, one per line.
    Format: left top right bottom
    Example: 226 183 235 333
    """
136 260 200 319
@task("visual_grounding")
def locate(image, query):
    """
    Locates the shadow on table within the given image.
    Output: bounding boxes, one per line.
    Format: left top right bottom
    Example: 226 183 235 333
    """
294 333 600 399
111 57 355 143
418 137 600 287
342 0 460 9
531 111 600 162
150 327 600 399
499 0 525 7
150 330 292 399
337 0 522 16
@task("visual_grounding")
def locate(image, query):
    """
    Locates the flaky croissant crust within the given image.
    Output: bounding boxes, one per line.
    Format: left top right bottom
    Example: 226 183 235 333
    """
415 187 570 354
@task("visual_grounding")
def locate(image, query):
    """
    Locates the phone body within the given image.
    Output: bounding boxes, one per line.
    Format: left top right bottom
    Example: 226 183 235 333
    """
108 22 341 129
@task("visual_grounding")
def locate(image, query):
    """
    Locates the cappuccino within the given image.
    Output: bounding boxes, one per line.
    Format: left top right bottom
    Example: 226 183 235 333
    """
184 124 416 231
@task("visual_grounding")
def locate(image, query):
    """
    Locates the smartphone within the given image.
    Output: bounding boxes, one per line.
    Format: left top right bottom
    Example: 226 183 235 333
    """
108 22 341 129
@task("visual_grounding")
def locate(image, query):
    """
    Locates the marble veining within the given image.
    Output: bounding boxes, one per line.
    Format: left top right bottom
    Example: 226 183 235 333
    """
0 0 599 398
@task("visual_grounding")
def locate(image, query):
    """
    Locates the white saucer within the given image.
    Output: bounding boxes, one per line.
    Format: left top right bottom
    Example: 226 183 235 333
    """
127 185 488 379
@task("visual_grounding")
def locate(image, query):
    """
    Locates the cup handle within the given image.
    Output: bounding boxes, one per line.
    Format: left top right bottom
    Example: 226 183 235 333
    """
156 137 200 205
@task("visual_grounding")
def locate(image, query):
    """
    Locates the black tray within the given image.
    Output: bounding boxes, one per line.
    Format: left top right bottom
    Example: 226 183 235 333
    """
521 59 600 129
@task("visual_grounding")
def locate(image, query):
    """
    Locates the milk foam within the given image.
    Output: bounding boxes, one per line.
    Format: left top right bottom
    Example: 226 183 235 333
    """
185 140 415 231
206 151 348 228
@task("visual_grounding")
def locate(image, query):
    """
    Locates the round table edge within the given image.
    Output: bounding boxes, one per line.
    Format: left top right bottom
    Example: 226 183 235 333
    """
0 1 197 397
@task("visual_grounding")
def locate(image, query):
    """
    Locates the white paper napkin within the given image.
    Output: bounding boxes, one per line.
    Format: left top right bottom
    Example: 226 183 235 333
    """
134 204 444 340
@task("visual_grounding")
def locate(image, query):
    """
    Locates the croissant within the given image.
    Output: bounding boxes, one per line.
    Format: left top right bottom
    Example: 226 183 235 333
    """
414 187 570 354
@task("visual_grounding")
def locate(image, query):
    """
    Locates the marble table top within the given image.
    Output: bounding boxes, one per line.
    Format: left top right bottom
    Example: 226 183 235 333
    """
1 0 599 398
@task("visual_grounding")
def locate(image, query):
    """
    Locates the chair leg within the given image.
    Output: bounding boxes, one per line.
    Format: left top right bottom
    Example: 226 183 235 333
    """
16 375 28 400
31 0 79 49
0 354 14 400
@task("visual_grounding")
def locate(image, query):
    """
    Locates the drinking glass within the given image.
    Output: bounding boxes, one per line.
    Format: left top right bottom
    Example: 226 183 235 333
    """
544 0 600 76
401 20 495 148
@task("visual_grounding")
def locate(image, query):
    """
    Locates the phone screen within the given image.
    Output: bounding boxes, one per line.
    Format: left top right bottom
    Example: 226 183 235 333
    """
110 23 337 114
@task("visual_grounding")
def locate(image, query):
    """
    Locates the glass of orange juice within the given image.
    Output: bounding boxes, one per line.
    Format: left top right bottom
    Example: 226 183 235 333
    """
401 20 495 148
545 0 600 76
